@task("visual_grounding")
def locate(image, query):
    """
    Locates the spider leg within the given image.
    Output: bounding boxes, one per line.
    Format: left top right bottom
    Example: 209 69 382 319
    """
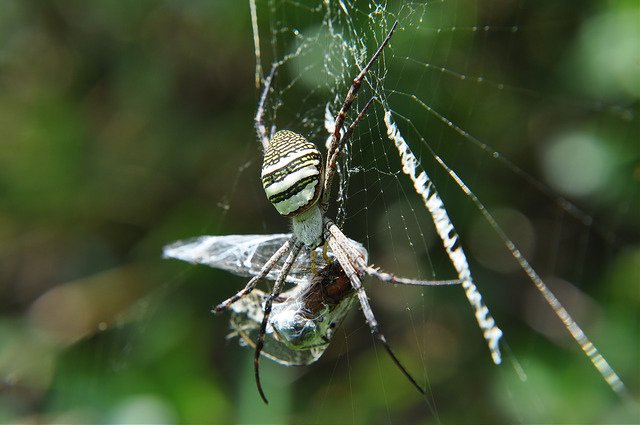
326 219 460 286
325 220 367 270
324 221 426 396
341 97 375 145
321 241 331 264
366 266 461 286
310 249 317 275
212 238 294 314
254 241 303 404
255 64 278 149
324 97 376 199
321 21 398 210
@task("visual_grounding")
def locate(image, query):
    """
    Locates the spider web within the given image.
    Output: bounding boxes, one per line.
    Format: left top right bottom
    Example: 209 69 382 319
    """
244 0 639 423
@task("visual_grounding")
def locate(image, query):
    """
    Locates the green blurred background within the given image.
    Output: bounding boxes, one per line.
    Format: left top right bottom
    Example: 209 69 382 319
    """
0 1 638 423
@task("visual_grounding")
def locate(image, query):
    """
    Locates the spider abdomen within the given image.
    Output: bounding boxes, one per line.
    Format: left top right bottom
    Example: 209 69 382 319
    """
261 130 323 217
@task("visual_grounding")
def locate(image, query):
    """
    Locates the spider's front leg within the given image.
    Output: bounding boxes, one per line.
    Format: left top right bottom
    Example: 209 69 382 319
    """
321 20 398 211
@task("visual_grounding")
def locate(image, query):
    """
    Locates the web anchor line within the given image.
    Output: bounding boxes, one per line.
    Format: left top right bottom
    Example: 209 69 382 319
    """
384 110 628 398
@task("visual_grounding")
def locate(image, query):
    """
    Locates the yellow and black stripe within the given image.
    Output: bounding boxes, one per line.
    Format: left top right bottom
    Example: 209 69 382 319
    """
261 130 323 217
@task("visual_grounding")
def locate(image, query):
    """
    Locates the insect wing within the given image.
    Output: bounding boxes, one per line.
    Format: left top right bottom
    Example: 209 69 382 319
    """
163 234 306 284
163 233 368 285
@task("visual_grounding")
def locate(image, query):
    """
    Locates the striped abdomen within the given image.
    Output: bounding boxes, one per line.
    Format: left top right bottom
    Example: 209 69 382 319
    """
261 130 323 217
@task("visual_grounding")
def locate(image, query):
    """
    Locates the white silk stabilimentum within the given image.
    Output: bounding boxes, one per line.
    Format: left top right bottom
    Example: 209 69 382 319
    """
384 110 503 365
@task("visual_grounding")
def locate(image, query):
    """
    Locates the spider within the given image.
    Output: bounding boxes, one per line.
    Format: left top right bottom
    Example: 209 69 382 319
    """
210 21 459 403
165 21 459 403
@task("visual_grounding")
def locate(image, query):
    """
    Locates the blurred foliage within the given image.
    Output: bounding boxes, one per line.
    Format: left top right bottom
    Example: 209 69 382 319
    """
0 0 638 423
